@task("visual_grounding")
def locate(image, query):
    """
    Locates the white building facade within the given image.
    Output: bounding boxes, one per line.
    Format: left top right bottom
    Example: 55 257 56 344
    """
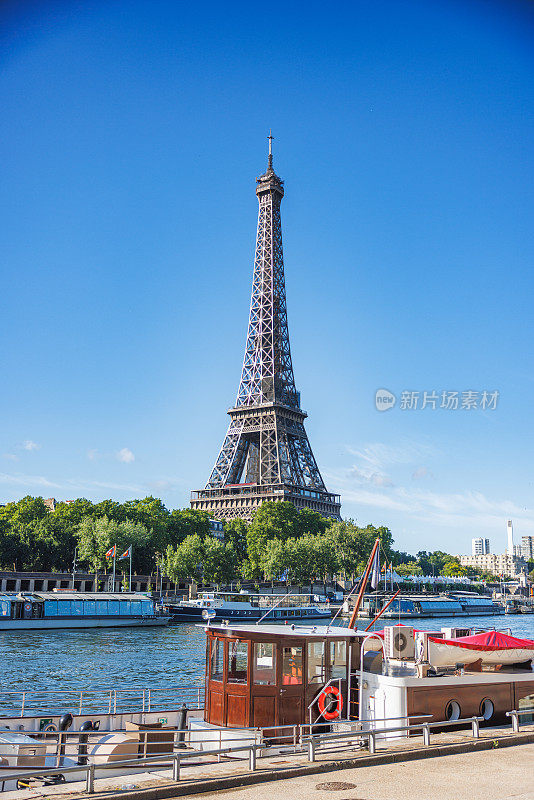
459 552 527 578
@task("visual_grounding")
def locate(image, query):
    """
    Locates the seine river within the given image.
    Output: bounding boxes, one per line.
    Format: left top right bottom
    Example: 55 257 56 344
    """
1 614 534 714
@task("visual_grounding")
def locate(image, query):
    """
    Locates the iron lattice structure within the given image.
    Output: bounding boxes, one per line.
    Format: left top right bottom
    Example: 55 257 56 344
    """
191 140 341 521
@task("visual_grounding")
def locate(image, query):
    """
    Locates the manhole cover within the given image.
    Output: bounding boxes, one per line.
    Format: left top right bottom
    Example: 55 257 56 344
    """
315 782 357 791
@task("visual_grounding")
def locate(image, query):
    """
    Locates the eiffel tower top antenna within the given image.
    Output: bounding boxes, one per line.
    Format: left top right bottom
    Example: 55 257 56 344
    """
267 129 274 170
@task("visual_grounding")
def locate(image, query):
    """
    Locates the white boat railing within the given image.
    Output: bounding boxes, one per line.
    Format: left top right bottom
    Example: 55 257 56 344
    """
0 686 204 718
0 712 500 794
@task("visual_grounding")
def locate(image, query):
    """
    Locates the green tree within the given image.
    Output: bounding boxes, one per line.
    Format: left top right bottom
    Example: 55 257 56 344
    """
417 550 452 575
396 561 423 577
165 508 211 549
224 518 249 563
124 497 170 550
244 523 267 579
76 516 152 573
392 551 415 566
164 534 205 583
92 500 129 523
249 502 300 541
295 508 329 537
0 495 48 527
260 539 287 581
0 523 30 570
442 558 468 577
202 539 239 585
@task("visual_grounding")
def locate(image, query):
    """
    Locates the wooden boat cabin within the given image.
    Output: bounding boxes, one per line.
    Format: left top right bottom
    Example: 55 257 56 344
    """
205 623 359 729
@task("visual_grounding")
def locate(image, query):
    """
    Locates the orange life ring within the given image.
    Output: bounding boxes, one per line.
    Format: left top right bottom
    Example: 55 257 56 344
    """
317 685 343 721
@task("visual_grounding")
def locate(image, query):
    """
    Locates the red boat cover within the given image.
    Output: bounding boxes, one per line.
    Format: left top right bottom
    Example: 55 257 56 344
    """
427 631 534 652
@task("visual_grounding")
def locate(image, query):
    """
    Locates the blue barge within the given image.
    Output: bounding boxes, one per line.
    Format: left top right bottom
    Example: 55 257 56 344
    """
0 591 170 629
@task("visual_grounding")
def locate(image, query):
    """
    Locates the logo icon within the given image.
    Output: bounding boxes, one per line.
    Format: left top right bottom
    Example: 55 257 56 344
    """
375 389 396 412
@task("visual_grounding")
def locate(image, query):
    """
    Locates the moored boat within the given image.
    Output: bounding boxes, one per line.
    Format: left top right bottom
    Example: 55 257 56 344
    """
164 591 331 623
0 591 169 630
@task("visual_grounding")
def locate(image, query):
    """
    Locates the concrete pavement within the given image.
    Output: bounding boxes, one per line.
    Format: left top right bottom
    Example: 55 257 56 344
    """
189 743 534 800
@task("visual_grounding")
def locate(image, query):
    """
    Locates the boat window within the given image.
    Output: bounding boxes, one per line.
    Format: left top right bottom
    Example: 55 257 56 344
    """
282 646 303 684
57 601 73 616
84 600 96 616
228 641 248 683
330 641 347 679
44 600 57 617
307 641 325 684
141 600 152 615
108 600 120 615
253 642 276 685
0 601 10 617
73 601 84 616
96 600 108 615
445 700 461 721
130 601 141 615
120 601 132 615
210 638 224 681
480 698 494 721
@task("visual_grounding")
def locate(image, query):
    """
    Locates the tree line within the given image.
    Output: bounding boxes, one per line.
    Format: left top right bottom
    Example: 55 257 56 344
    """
0 495 514 585
0 495 211 574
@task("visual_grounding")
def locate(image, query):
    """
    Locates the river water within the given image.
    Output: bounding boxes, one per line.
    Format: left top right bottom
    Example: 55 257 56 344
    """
1 614 533 711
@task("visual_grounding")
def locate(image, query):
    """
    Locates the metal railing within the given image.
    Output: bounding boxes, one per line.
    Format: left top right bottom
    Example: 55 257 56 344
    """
506 707 534 732
301 716 484 759
0 686 204 717
0 711 509 794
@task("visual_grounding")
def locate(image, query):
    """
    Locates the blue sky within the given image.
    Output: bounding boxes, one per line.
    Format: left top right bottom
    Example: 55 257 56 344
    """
1 0 533 555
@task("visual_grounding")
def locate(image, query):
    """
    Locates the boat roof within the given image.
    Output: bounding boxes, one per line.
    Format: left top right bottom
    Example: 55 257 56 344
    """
202 622 364 639
0 592 152 601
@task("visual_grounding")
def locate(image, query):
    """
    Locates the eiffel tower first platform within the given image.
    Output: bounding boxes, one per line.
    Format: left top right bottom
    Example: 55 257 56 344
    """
190 137 341 522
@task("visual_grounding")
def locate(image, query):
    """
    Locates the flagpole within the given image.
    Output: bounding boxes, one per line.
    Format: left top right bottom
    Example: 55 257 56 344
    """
112 547 116 592
130 546 132 593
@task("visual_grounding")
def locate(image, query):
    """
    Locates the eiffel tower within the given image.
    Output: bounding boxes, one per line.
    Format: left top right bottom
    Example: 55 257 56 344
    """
191 136 341 521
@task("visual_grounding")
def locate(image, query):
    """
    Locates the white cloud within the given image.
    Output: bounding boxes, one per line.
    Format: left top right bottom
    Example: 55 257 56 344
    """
333 477 534 537
346 440 435 469
22 440 41 452
349 466 394 488
412 466 433 481
326 438 534 544
147 477 185 492
116 448 135 464
3 454 18 461
0 472 60 488
63 478 143 493
87 449 99 461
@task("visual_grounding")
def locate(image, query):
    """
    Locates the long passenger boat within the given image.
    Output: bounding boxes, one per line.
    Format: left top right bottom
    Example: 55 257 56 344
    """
164 591 331 623
0 591 169 629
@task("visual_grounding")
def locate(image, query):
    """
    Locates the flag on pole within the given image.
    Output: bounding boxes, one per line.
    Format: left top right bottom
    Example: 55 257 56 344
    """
105 545 116 559
119 546 132 560
369 547 381 589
